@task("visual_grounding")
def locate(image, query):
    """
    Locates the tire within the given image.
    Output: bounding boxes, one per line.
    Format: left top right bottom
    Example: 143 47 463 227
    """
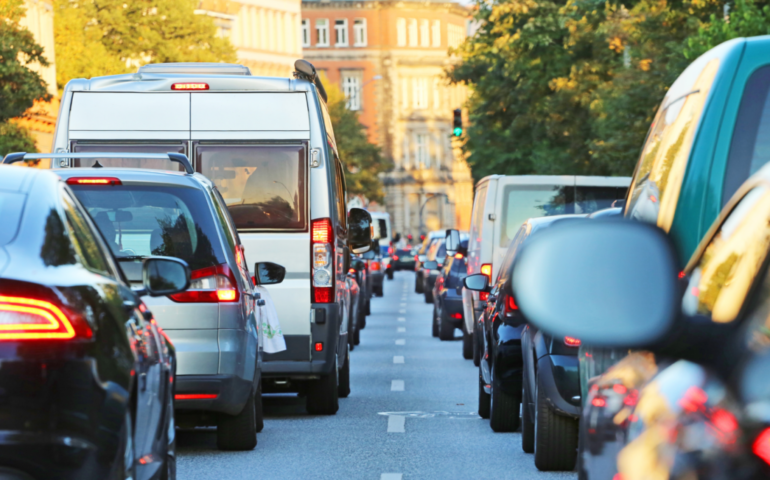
424 289 433 304
114 409 136 480
473 319 482 367
462 324 473 360
338 349 351 398
534 374 579 471
478 370 491 419
489 367 521 432
438 308 454 341
416 274 424 294
365 298 370 316
306 359 339 415
255 379 264 433
375 285 384 297
521 374 535 453
217 392 257 451
348 312 356 352
387 270 394 280
432 307 439 337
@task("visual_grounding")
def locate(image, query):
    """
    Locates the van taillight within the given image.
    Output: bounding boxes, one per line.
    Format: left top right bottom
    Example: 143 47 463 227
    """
0 295 92 340
479 263 492 301
312 218 334 303
171 83 209 90
169 264 239 303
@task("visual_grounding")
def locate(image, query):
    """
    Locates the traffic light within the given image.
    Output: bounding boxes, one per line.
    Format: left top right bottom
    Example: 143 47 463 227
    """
453 108 462 137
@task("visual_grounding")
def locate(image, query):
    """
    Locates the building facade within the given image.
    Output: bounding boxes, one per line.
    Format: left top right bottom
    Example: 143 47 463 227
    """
301 0 474 239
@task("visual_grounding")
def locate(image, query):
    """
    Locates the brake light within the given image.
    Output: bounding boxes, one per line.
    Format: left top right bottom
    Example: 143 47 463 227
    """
168 264 239 303
175 394 217 400
171 83 209 90
753 427 770 465
371 262 381 271
312 218 334 303
480 292 489 301
592 397 606 408
388 247 393 255
348 268 356 274
564 336 581 347
507 296 518 311
450 313 462 320
66 177 122 186
0 295 91 340
393 255 399 261
455 253 464 259
613 384 627 395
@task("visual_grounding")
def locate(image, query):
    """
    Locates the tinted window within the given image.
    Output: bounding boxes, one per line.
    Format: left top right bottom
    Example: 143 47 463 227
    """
682 186 770 323
0 192 25 246
196 145 307 231
70 184 226 272
71 143 186 171
61 190 112 275
469 184 488 252
574 186 627 214
723 66 770 204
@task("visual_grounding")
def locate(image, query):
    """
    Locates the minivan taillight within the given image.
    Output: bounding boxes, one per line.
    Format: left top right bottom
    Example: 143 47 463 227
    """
0 295 92 340
480 263 492 301
169 264 239 303
312 218 334 303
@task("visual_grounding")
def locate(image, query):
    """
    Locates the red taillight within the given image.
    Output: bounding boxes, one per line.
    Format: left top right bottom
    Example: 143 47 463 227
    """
753 427 770 465
312 218 333 243
480 292 489 301
393 255 399 261
311 218 334 304
0 295 91 340
168 264 239 303
507 296 518 311
66 177 122 186
455 253 464 259
371 261 381 271
388 247 393 255
314 342 323 352
564 336 581 347
348 268 356 274
171 83 209 90
480 263 492 278
623 389 639 406
175 393 217 400
450 313 462 320
591 397 606 408
613 384 627 395
314 288 332 303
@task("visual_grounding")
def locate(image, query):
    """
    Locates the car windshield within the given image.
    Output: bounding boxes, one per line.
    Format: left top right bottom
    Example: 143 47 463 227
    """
69 184 226 272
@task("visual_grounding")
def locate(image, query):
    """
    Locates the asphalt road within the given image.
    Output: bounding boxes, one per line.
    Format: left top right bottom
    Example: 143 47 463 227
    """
177 271 577 480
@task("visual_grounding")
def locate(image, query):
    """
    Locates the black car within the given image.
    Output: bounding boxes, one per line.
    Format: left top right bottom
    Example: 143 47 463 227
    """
429 240 468 345
422 239 446 304
0 166 188 480
348 255 369 347
392 248 416 271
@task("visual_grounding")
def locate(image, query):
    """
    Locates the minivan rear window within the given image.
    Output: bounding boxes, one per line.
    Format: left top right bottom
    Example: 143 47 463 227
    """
69 184 226 272
196 145 307 231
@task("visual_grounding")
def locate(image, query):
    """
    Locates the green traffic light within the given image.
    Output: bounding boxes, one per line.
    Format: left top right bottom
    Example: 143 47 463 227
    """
453 127 463 136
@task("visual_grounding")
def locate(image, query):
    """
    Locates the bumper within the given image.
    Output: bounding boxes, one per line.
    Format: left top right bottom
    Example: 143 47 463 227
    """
537 355 581 417
441 294 464 326
175 374 253 415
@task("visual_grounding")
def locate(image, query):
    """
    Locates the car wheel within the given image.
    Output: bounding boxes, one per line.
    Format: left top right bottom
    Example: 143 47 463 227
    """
365 297 370 316
255 379 264 433
438 307 454 341
306 358 339 415
478 369 491 419
432 307 439 338
424 289 433 304
473 319 482 367
534 373 579 471
521 374 535 453
489 367 521 432
217 391 257 450
387 270 394 280
115 409 136 480
462 323 473 360
338 348 351 398
415 275 423 294
375 285 384 297
348 312 356 352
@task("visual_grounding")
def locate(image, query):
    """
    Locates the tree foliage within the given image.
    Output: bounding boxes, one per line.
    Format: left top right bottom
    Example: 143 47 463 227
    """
54 0 237 90
449 0 770 180
324 80 391 204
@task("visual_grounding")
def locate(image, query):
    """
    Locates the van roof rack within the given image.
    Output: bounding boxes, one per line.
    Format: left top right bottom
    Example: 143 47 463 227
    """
2 152 194 175
138 63 252 76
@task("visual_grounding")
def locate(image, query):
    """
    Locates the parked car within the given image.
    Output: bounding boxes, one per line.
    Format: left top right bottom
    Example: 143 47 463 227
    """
415 231 444 293
392 247 417 271
49 60 374 416
0 165 185 479
450 175 630 372
510 160 770 480
428 240 469 346
54 154 272 451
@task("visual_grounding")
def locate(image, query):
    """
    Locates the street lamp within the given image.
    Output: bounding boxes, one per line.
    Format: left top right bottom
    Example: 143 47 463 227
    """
418 193 451 237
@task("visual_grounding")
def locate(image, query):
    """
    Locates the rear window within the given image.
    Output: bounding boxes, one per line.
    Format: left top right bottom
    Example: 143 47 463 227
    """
0 192 25 246
69 184 226 273
71 143 186 171
196 145 307 231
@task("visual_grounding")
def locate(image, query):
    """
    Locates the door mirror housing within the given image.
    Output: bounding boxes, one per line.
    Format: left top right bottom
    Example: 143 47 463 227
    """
445 229 461 256
510 219 679 348
254 262 286 285
142 257 190 296
348 208 373 253
423 260 439 270
463 274 489 292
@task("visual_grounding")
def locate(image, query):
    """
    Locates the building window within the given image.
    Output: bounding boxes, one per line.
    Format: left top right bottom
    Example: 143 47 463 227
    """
408 19 418 47
335 19 348 46
412 77 428 110
301 18 310 47
353 18 367 46
316 19 329 47
342 72 362 111
448 23 464 48
396 18 406 46
420 20 430 47
432 20 441 47
415 133 429 168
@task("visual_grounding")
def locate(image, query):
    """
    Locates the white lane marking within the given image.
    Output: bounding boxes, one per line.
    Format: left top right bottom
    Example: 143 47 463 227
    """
387 415 406 433
381 474 403 480
393 355 404 364
395 339 405 345
397 317 406 322
399 303 406 307
391 380 405 391
399 309 406 314
397 327 406 333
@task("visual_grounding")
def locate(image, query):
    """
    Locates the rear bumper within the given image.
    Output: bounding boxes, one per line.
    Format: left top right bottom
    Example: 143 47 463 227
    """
537 355 581 417
175 374 253 415
370 272 384 287
441 294 464 326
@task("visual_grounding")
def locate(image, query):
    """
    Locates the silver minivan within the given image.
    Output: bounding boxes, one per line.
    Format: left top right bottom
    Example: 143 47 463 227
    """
51 61 372 415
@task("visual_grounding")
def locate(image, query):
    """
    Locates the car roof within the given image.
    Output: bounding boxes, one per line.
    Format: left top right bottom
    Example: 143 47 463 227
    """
55 168 214 189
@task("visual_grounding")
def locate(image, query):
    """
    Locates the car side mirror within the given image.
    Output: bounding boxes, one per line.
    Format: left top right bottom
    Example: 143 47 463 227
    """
254 262 286 285
510 219 679 348
463 274 489 292
142 257 190 296
423 260 438 270
445 229 461 255
348 208 373 253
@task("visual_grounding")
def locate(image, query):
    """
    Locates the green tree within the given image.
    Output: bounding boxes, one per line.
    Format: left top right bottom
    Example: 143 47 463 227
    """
0 0 51 154
324 80 391 203
55 0 237 90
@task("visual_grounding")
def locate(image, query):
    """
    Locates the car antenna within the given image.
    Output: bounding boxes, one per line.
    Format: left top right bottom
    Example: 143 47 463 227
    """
92 160 104 168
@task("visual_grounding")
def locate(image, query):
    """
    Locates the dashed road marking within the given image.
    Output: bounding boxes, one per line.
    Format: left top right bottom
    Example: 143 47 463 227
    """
391 380 404 391
400 303 406 307
395 339 405 345
397 317 405 322
399 309 406 314
397 327 406 333
387 415 406 433
393 355 404 364
381 474 403 480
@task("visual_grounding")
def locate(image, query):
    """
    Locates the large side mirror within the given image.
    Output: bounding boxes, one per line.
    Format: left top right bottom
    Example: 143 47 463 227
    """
423 260 438 270
463 274 489 292
348 208 373 253
255 262 286 285
510 219 679 348
445 229 461 256
143 257 190 296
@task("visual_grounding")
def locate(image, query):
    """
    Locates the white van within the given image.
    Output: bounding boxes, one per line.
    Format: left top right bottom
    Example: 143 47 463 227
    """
51 61 372 415
452 175 630 363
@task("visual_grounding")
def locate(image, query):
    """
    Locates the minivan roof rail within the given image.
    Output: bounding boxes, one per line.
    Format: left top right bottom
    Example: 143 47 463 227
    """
138 63 252 76
2 152 195 174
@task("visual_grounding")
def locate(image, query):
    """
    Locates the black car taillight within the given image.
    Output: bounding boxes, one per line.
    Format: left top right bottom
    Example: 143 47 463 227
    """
0 294 92 341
